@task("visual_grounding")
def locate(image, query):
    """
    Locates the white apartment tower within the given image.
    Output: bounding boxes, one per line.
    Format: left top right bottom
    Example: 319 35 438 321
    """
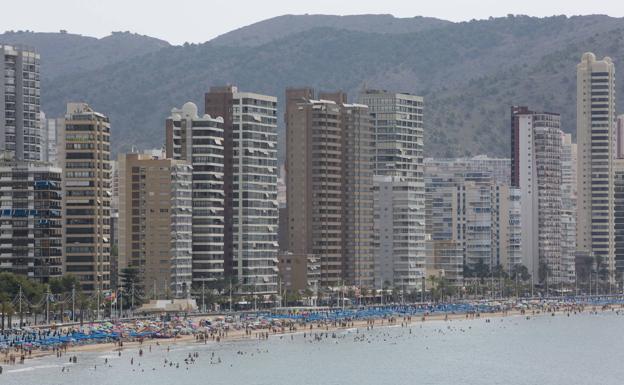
561 133 577 282
577 53 616 279
166 102 225 286
511 106 563 283
360 90 425 290
0 45 42 161
205 86 279 295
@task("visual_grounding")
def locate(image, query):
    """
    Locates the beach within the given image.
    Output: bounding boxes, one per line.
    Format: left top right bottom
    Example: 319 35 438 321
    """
4 298 621 363
3 303 624 385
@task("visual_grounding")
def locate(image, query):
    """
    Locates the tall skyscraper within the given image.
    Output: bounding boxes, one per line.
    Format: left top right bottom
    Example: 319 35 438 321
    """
285 88 374 288
614 159 624 276
166 102 224 286
0 45 42 161
118 152 193 298
0 158 62 282
511 106 563 283
41 113 61 165
204 86 279 295
560 133 577 282
576 53 616 279
60 103 112 292
359 90 425 291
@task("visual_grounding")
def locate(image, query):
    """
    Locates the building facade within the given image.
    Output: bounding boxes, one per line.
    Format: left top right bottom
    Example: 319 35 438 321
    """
425 159 519 279
0 45 41 161
374 175 426 290
0 159 62 282
60 103 112 292
359 89 425 291
614 160 624 277
285 88 374 288
40 113 61 165
118 153 193 298
425 238 463 286
616 115 624 159
576 53 616 280
166 102 224 286
560 133 577 282
205 86 279 295
511 106 563 283
505 188 523 271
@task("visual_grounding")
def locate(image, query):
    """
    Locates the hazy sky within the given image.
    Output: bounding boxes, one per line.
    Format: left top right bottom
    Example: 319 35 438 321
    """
3 0 623 44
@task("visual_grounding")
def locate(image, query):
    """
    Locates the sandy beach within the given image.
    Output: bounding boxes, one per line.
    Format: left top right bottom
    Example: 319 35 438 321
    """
9 301 617 363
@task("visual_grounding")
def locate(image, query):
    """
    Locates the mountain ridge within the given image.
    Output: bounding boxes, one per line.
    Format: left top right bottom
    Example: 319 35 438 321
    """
2 14 624 158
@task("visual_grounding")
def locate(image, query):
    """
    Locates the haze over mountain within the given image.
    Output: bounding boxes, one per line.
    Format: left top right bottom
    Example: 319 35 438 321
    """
2 14 623 158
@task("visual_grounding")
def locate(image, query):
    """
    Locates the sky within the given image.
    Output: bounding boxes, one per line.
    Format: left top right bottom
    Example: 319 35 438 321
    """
3 0 624 45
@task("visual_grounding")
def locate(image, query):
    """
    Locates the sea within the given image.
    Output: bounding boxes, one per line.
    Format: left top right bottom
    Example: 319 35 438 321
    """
2 311 624 385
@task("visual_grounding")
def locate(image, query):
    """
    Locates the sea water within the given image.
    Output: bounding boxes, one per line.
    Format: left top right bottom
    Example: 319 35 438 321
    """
3 311 624 385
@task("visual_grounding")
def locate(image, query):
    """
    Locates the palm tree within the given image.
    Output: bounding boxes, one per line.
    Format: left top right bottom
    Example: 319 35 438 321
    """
360 287 368 305
0 293 9 330
427 275 438 302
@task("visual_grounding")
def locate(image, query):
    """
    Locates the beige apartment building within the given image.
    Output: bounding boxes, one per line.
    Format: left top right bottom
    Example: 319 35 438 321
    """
60 103 111 293
576 53 616 279
285 88 374 289
118 152 193 298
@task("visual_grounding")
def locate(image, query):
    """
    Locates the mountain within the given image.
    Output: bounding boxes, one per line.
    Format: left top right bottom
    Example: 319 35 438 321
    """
210 14 452 46
0 30 170 79
3 14 624 158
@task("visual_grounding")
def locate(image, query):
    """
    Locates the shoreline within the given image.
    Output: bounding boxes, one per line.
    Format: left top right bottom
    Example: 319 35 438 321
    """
10 303 619 363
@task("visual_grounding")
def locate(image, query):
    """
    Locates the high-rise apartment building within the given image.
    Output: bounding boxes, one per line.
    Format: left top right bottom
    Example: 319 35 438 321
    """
359 90 425 291
60 103 112 292
425 160 519 278
373 175 426 289
358 90 423 182
285 88 374 288
511 106 563 283
577 53 616 279
425 156 511 185
560 133 577 282
204 86 279 295
0 45 41 161
453 180 495 268
166 102 224 286
506 188 523 271
39 112 61 165
118 152 193 298
0 158 62 282
614 160 624 275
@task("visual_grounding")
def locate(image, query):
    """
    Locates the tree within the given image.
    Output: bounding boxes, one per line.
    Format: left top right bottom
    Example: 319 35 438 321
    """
511 265 531 282
49 274 80 295
119 267 144 308
491 264 508 280
0 292 9 331
284 290 302 306
538 261 551 286
595 255 609 282
359 287 369 305
472 260 490 279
